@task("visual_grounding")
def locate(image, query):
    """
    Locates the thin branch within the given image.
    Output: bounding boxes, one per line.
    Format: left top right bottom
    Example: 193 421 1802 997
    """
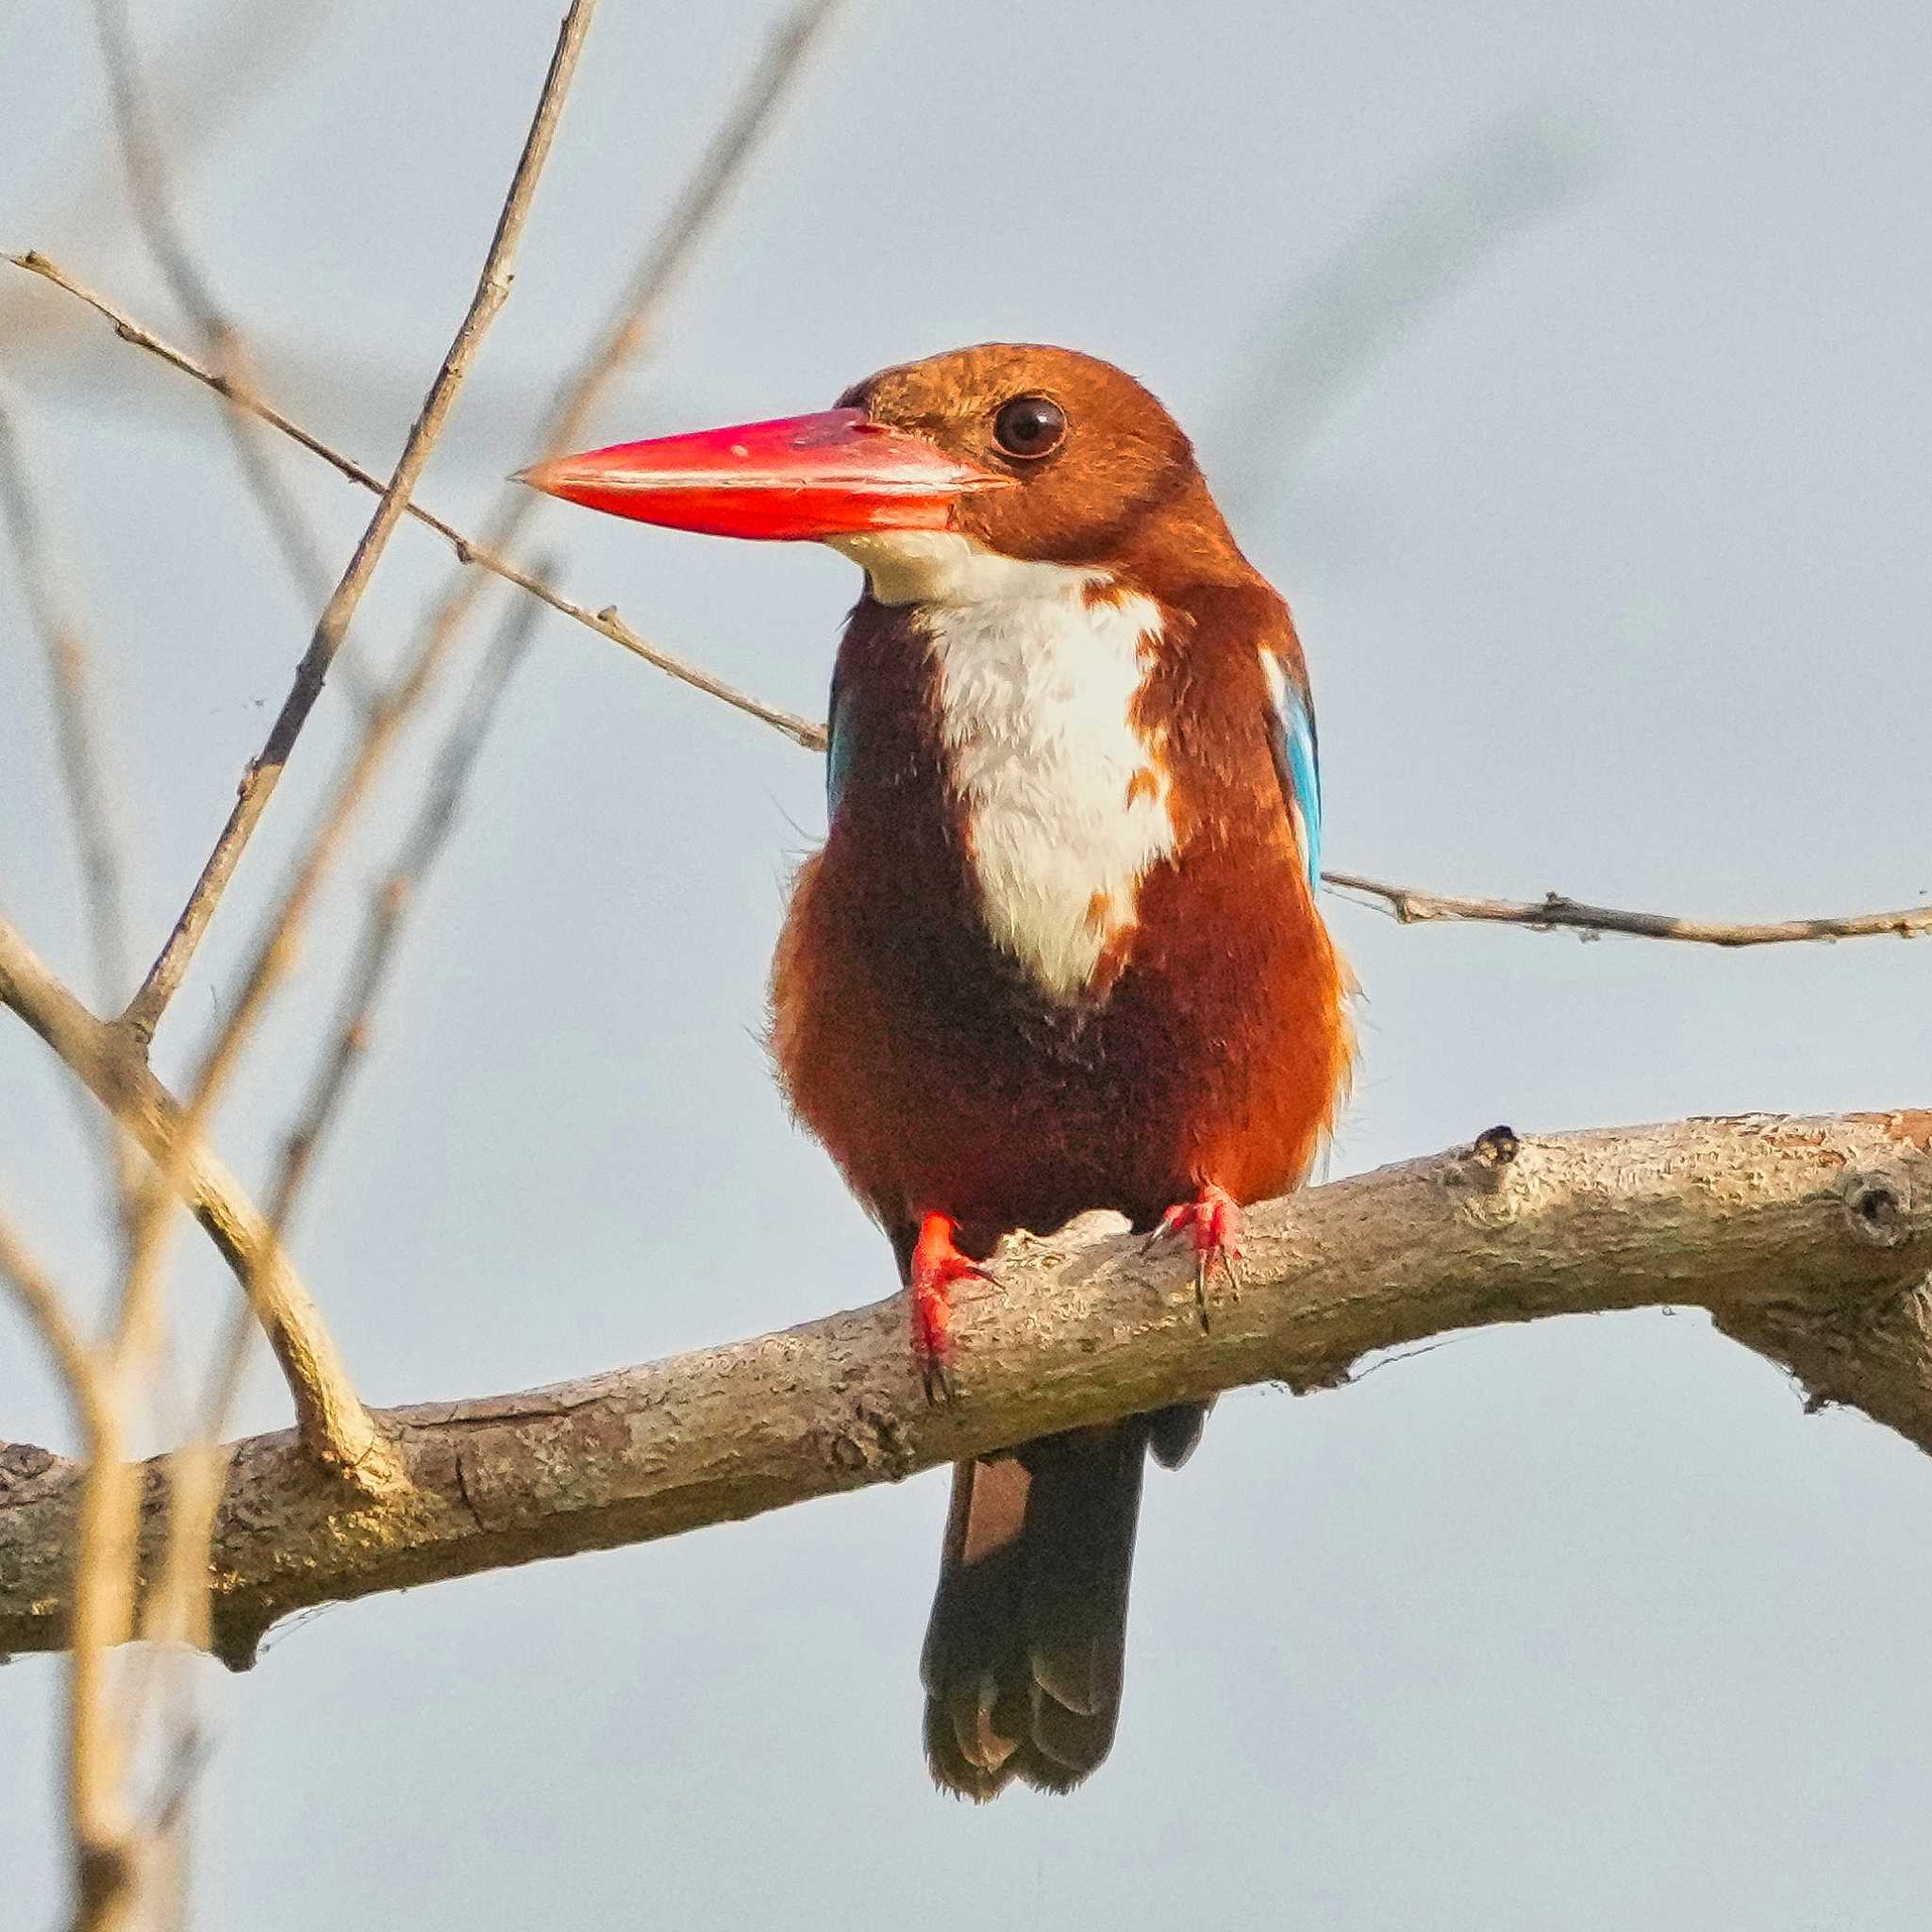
1 1111 1928 1669
0 389 132 1007
333 0 846 786
1324 874 1932 947
1208 108 1600 514
183 569 552 1520
5 249 843 751
56 0 602 1506
0 1208 102 1428
0 1211 140 1931
0 384 144 1239
90 0 335 608
0 1 326 355
0 9 822 1912
129 585 552 1710
0 914 386 1481
14 260 1928 949
530 0 846 463
270 574 548 1238
117 0 603 1048
61 1381 141 1932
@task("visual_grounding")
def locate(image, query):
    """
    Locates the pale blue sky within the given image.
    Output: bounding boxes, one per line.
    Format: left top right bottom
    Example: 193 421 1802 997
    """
3 1 1930 1925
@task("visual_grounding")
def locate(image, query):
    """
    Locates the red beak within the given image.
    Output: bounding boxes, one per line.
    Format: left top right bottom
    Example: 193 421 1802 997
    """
513 408 1007 541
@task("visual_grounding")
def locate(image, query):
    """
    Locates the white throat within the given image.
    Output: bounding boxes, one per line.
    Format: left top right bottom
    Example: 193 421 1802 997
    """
831 532 1176 1000
828 528 1086 608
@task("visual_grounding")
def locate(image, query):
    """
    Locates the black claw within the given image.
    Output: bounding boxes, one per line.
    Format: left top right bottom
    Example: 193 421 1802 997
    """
1219 1248 1242 1299
1193 1249 1241 1333
922 1357 958 1407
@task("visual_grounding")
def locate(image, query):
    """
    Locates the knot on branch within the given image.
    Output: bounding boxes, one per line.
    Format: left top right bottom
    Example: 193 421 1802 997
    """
0 1441 65 1494
1439 1122 1525 1219
823 1396 919 1482
1841 1171 1911 1248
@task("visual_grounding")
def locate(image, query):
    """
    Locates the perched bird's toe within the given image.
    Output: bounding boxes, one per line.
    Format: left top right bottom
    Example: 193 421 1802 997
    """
1144 1183 1244 1330
909 1211 995 1404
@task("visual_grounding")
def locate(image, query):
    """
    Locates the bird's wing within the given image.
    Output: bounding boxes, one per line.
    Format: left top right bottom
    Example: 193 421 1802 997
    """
825 670 857 823
1259 646 1323 891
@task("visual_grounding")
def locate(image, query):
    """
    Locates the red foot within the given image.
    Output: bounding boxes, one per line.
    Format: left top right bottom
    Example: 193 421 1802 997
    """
910 1212 996 1406
1143 1183 1244 1329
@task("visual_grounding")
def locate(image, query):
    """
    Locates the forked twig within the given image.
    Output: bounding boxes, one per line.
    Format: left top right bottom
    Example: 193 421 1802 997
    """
117 0 604 1050
84 0 602 1495
0 915 380 1478
186 571 552 1485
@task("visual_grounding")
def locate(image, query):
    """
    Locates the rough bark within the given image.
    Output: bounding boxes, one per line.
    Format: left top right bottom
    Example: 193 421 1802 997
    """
3 1111 1928 1669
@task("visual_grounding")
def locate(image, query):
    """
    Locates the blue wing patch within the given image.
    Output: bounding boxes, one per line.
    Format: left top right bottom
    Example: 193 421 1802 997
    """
825 677 856 824
1261 651 1322 891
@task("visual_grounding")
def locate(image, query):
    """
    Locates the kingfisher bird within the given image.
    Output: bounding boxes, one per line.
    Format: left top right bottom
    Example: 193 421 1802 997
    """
519 344 1354 1799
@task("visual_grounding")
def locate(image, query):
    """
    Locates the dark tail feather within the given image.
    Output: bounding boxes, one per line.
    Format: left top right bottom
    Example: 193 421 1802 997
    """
923 1420 1190 1799
920 1454 1034 1799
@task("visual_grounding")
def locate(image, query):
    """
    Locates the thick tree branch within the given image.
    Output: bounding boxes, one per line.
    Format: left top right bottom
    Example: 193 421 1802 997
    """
1 1112 1925 1670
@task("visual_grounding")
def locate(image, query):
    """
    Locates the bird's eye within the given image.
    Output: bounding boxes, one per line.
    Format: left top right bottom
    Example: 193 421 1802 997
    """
992 394 1067 460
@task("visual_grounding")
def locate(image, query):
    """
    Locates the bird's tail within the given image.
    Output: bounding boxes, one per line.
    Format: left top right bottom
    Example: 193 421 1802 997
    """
920 1406 1205 1799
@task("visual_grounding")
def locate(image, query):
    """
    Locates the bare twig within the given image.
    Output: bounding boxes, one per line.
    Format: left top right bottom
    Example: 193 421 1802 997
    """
528 0 845 463
14 251 1929 951
1324 874 1932 947
0 914 382 1477
0 8 826 1915
0 391 131 1007
0 1206 100 1421
1208 108 1601 513
132 582 552 1710
271 575 547 1237
62 1382 142 1932
183 568 551 1520
0 1211 140 1931
345 0 846 784
0 385 144 1241
94 2 602 1517
1 1112 1928 1669
90 0 334 608
0 1 325 356
119 0 603 1049
7 251 831 750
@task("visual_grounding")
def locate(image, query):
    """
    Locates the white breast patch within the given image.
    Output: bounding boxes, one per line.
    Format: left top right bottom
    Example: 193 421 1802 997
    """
920 557 1174 1000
